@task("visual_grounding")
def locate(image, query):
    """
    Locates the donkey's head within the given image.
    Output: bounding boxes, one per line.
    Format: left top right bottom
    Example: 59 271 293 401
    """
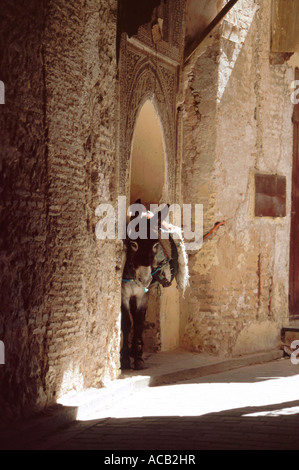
128 237 159 289
127 202 169 289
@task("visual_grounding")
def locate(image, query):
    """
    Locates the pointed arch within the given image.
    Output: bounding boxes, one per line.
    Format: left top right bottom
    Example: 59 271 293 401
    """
130 98 167 207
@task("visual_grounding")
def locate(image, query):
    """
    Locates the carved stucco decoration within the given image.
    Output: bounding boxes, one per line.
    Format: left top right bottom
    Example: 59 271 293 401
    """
119 39 179 204
118 0 186 207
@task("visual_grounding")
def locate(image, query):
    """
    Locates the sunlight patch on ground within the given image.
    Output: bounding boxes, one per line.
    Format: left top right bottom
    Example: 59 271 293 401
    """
76 373 299 422
243 406 299 418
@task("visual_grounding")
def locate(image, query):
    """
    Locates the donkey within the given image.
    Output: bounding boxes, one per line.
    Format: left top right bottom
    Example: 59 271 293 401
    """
120 202 169 370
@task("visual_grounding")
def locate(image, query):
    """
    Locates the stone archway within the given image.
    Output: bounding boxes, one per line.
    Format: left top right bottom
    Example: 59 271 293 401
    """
129 97 180 354
118 8 184 355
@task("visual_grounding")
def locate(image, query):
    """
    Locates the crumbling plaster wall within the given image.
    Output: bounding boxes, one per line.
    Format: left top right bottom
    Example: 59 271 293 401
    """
0 0 121 419
181 0 293 356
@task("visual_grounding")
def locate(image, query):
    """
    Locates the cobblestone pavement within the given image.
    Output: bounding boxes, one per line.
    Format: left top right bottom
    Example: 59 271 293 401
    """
29 357 299 451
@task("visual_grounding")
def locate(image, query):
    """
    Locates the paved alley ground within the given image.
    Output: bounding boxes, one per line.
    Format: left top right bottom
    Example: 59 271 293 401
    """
3 355 299 451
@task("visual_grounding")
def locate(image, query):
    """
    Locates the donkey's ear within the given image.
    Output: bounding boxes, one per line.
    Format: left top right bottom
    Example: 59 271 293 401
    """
158 204 169 228
152 242 160 254
130 240 139 252
149 204 169 238
128 199 144 221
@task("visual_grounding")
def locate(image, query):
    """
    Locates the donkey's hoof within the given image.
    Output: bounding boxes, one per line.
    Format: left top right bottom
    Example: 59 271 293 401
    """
134 358 145 370
120 358 131 370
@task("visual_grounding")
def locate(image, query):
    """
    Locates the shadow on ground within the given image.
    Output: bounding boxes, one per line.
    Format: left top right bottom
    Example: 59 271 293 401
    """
48 399 299 450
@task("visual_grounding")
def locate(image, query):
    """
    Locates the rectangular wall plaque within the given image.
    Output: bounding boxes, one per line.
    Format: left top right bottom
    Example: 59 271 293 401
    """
255 173 286 217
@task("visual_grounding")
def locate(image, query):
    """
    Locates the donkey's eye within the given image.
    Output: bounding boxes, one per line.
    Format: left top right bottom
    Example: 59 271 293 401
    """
152 242 160 254
130 241 139 252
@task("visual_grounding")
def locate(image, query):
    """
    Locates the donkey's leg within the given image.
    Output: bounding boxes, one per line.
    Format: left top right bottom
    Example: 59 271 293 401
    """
130 295 148 370
120 303 131 370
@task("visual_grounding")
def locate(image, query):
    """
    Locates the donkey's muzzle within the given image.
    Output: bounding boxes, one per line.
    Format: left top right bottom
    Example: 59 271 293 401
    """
135 266 152 289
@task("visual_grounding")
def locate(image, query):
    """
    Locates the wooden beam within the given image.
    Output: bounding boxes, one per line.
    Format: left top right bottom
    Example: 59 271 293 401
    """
184 0 240 64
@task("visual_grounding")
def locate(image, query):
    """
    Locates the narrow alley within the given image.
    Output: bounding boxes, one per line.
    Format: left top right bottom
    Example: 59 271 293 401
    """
2 1 299 455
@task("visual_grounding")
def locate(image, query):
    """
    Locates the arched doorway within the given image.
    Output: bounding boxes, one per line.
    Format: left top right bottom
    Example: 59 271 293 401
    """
129 98 180 353
130 99 167 207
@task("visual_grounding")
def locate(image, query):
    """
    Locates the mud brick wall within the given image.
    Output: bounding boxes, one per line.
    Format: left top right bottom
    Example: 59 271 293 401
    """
181 0 293 356
44 0 120 403
0 0 120 419
0 0 50 419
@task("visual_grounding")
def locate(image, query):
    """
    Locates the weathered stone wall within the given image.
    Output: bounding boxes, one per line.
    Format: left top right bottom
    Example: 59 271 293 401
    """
0 0 50 419
44 0 120 402
181 0 293 356
0 0 120 419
